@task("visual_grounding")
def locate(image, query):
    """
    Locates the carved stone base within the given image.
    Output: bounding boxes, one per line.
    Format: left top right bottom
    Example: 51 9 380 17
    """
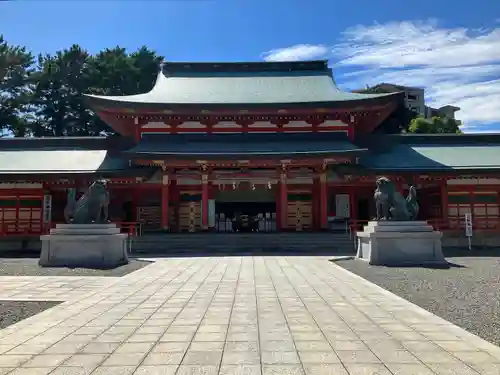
39 224 128 268
356 221 446 266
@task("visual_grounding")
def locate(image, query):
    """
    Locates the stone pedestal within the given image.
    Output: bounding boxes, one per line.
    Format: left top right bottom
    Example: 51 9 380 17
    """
356 221 446 266
39 224 128 268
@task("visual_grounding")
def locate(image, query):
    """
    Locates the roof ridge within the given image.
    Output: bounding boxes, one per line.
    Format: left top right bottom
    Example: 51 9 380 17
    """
161 60 330 74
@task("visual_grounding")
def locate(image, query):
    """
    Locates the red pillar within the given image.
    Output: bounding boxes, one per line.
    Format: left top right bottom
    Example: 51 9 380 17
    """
349 186 357 220
312 178 319 230
440 179 448 227
347 123 355 141
161 173 170 231
276 184 281 230
132 182 139 222
134 117 142 142
170 177 179 203
397 179 404 195
280 171 288 231
320 172 328 230
201 173 209 230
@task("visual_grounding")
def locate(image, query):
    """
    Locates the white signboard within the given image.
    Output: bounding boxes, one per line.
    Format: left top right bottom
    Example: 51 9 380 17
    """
208 199 216 228
335 194 351 218
464 213 472 250
465 213 472 236
43 195 52 225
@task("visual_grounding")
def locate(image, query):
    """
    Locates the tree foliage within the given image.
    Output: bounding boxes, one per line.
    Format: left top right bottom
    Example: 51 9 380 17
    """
408 116 462 134
0 35 35 137
0 35 164 137
374 105 419 134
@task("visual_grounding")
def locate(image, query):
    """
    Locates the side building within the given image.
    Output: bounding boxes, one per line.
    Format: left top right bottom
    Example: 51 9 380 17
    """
353 83 426 117
0 60 497 246
354 83 461 124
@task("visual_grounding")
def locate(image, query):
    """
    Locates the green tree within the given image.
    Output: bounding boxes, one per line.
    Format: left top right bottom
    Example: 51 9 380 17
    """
6 42 164 137
81 46 164 135
0 35 34 136
129 46 165 94
87 46 162 96
408 116 462 134
31 45 92 136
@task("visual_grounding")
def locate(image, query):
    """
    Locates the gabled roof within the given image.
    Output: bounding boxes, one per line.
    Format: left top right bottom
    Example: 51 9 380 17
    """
84 60 400 108
125 132 367 159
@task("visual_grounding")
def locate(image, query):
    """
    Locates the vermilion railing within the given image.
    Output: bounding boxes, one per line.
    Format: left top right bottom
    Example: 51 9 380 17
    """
0 220 45 237
427 217 500 233
348 219 370 235
49 221 142 236
0 220 142 237
2 217 500 238
348 217 500 238
116 222 143 236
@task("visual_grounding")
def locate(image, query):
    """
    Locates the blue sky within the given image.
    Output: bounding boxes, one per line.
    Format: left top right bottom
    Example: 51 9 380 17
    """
1 0 499 132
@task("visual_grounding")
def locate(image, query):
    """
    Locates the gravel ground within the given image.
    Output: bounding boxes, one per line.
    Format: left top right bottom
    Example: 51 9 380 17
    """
334 251 500 346
0 301 60 329
0 256 152 277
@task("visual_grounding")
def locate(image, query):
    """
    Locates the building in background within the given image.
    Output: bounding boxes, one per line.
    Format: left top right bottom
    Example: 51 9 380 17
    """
354 83 461 124
353 83 426 117
425 105 461 122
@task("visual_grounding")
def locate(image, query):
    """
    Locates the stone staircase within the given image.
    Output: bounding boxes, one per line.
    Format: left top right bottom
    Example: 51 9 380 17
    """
130 232 356 256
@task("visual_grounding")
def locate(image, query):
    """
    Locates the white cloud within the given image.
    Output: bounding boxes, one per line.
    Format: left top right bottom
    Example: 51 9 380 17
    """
261 21 500 131
262 44 329 62
331 20 500 130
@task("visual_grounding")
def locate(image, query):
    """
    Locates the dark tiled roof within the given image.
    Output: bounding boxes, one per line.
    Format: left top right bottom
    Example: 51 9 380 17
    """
161 60 330 74
360 138 500 171
125 133 366 159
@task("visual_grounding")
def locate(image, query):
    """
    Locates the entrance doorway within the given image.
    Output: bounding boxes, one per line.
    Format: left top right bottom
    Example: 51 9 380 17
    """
214 187 276 232
357 198 371 222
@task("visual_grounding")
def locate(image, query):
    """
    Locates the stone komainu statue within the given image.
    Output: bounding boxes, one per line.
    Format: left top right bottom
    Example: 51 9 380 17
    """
374 177 419 221
64 180 110 224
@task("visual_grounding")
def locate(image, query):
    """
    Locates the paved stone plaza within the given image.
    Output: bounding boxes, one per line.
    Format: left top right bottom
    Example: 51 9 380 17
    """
0 276 118 301
1 257 500 375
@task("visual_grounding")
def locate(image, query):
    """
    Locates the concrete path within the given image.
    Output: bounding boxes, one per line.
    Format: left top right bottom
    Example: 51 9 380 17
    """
0 256 499 375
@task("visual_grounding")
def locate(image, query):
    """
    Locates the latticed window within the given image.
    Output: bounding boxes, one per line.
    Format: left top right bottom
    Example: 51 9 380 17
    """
447 191 499 230
426 191 442 219
0 193 43 235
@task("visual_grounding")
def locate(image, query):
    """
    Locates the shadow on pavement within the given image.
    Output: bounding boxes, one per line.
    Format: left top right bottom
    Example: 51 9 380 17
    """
330 257 466 270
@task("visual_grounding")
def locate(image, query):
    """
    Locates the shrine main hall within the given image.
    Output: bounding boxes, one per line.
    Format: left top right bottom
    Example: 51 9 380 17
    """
0 60 499 240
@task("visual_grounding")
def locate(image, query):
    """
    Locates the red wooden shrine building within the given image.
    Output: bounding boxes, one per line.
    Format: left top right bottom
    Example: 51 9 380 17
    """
1 60 500 238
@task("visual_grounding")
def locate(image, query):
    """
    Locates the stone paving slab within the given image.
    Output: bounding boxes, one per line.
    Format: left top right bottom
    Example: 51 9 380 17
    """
0 276 118 301
0 256 499 374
